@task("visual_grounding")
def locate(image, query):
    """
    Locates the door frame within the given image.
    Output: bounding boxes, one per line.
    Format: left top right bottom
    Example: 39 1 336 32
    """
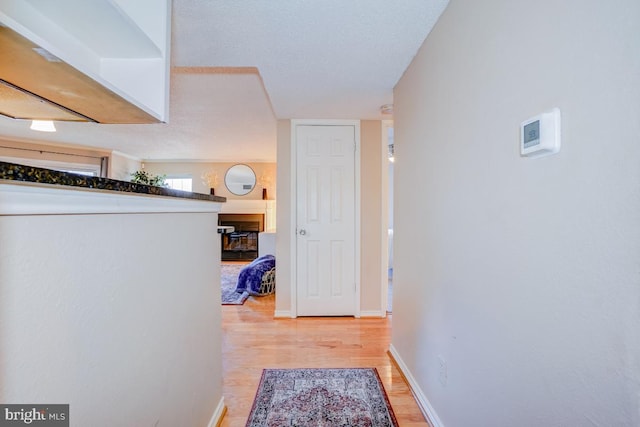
289 119 361 318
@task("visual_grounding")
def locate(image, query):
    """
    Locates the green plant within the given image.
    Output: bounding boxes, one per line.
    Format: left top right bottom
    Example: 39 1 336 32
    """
130 170 167 187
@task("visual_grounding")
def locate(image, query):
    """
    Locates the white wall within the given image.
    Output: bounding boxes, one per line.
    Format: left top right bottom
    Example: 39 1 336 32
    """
275 120 292 316
0 185 224 426
391 1 640 426
143 161 277 200
109 150 141 181
360 120 386 315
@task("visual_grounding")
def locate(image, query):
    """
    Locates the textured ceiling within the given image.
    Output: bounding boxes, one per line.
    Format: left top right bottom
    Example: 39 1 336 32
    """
172 0 449 119
0 1 449 162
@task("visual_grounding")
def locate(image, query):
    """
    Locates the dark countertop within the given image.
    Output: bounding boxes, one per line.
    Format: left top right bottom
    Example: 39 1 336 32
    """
0 161 226 203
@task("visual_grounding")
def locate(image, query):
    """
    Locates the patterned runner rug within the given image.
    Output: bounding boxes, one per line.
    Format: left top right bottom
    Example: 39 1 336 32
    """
246 368 399 427
221 263 249 305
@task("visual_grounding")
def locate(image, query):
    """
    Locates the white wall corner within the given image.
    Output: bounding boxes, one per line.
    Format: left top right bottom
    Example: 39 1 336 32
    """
359 310 387 318
388 344 444 427
207 397 226 427
273 310 292 319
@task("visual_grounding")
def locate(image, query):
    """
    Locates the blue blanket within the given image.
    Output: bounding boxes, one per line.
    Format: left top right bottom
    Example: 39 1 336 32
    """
236 255 275 295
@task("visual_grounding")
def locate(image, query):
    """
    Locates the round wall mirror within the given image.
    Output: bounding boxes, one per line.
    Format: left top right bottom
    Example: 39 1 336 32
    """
224 164 256 196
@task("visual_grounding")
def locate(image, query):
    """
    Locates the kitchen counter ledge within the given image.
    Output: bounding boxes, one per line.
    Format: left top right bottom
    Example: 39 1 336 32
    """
0 161 226 203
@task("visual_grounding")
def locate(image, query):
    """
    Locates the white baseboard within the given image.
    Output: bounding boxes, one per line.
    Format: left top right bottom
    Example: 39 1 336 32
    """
207 396 226 427
273 310 292 318
274 310 386 318
388 344 444 427
359 310 387 318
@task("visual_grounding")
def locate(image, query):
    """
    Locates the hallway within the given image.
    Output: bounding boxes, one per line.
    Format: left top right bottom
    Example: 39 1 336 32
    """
220 293 428 426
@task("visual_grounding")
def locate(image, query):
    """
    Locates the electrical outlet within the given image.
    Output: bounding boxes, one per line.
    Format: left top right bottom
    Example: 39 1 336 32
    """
438 356 447 387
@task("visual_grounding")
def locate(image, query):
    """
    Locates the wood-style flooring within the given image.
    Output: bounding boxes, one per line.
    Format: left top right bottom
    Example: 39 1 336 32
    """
220 292 430 426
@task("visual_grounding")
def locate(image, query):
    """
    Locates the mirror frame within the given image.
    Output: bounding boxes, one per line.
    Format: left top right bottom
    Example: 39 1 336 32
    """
224 164 256 196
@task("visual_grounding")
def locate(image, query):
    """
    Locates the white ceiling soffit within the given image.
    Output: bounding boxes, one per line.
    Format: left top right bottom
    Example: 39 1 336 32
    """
172 0 450 119
0 69 278 162
23 0 161 58
0 0 169 120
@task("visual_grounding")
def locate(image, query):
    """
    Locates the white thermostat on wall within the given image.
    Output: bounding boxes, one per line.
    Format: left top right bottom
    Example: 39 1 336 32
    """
520 107 561 158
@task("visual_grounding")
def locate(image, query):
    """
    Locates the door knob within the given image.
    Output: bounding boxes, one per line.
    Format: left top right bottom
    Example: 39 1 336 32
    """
299 229 307 236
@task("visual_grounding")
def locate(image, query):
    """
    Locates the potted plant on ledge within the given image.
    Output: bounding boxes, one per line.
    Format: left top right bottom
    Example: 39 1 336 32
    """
130 170 167 187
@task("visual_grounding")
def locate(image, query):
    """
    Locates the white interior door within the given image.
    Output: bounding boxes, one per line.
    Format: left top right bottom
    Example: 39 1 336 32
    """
295 124 357 316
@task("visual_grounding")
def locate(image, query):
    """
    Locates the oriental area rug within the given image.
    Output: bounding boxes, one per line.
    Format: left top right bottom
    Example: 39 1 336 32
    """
246 368 399 427
221 263 249 305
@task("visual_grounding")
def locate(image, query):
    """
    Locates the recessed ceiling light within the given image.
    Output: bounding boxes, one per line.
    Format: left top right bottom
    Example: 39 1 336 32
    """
30 120 56 132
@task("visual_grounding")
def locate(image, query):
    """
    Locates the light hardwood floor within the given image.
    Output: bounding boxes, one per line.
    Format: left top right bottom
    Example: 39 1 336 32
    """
219 292 430 426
